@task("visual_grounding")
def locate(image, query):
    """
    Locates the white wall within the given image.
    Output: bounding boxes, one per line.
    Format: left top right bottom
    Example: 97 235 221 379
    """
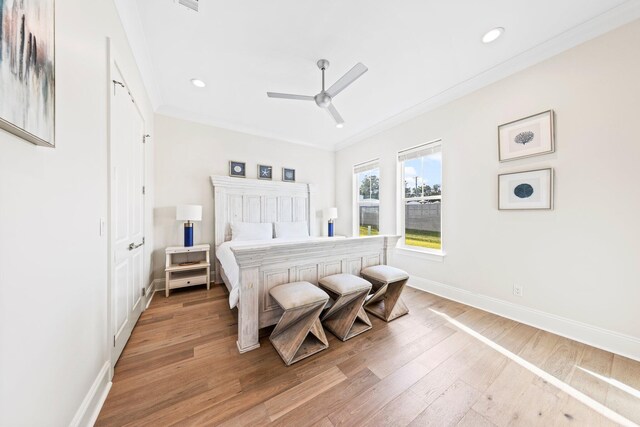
336 20 640 358
0 0 155 425
153 114 335 280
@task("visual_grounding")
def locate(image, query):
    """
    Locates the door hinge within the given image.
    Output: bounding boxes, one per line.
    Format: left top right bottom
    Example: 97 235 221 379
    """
142 186 146 195
142 288 147 297
113 335 116 347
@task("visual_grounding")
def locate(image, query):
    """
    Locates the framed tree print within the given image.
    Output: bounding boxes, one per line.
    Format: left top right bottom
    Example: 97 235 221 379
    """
498 110 554 162
0 0 56 147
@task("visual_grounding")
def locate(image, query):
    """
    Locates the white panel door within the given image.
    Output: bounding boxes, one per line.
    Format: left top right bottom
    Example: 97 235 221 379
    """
110 65 145 364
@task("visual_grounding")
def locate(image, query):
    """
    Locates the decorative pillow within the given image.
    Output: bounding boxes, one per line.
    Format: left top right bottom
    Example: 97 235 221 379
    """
274 221 309 239
231 222 273 241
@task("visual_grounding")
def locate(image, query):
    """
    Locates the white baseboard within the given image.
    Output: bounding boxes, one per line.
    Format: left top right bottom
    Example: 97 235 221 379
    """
69 361 112 427
408 276 640 362
144 279 157 309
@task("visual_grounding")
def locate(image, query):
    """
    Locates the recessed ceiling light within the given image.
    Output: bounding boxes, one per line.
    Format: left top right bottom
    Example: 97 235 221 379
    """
482 27 504 44
191 78 206 88
336 123 344 129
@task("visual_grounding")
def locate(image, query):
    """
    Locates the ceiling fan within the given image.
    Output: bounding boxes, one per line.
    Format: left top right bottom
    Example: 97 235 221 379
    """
267 59 368 128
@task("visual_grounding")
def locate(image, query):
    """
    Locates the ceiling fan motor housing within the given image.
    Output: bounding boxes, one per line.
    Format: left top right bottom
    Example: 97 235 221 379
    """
315 93 332 108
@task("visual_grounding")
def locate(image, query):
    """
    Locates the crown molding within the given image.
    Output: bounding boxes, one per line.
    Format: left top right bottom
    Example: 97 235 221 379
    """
334 1 640 152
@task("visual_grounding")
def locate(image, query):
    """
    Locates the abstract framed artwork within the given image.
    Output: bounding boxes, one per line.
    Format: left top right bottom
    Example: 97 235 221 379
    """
282 167 295 182
258 164 272 180
0 0 55 147
229 161 246 178
498 110 554 162
498 168 553 210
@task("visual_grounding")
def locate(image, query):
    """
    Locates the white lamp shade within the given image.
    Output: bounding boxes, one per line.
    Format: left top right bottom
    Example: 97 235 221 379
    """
324 207 338 219
176 205 202 221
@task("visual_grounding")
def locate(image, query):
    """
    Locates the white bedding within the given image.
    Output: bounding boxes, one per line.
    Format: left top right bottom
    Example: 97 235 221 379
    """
217 237 345 308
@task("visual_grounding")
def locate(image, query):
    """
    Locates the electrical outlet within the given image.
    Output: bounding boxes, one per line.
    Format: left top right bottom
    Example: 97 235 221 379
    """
513 284 523 297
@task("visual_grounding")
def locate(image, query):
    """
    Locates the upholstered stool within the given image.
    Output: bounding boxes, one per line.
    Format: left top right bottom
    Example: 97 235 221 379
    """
318 274 373 341
361 265 410 322
269 281 330 366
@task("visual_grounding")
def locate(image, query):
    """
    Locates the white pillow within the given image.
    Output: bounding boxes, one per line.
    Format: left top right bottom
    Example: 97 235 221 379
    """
274 221 309 239
231 222 273 241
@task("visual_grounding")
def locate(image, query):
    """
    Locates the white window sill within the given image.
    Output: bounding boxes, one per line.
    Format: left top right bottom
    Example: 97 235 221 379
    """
394 246 446 263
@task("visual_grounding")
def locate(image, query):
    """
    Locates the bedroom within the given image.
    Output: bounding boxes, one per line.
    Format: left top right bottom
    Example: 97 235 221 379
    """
0 0 639 426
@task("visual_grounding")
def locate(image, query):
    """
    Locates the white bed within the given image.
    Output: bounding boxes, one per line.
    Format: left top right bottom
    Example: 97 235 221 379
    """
211 175 399 353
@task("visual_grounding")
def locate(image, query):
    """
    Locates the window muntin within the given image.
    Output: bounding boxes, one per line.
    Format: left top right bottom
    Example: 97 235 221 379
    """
400 142 442 251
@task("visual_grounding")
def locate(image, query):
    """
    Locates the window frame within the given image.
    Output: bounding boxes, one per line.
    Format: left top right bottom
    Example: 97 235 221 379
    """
397 139 444 255
352 159 380 237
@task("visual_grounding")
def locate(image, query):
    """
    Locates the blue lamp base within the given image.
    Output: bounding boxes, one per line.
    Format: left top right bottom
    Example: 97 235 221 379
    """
328 220 334 237
184 223 194 247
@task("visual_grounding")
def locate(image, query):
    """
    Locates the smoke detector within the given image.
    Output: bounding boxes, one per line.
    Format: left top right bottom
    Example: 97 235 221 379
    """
175 0 198 12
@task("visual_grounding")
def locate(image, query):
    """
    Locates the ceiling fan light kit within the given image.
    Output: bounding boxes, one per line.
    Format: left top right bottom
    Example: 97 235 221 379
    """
267 59 368 128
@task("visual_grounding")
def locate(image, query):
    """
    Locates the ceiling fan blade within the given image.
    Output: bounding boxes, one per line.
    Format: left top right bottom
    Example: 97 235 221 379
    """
267 92 314 101
326 63 368 98
327 103 344 126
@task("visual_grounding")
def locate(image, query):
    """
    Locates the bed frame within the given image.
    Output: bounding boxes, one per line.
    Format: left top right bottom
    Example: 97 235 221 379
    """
211 176 399 353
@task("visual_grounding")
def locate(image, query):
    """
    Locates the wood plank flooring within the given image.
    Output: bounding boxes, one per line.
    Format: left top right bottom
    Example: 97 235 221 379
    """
96 284 640 426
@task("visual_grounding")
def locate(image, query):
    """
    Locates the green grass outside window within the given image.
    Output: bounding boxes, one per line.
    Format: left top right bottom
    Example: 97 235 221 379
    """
359 226 441 250
404 229 441 250
359 225 380 236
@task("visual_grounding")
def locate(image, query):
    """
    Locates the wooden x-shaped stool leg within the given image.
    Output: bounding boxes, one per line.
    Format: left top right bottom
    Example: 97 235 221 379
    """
363 277 409 322
321 288 372 341
270 300 329 366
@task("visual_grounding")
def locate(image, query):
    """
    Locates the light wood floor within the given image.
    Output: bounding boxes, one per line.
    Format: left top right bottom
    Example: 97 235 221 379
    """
96 284 640 426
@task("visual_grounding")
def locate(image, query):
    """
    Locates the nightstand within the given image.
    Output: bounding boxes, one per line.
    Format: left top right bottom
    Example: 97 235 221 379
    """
165 244 210 297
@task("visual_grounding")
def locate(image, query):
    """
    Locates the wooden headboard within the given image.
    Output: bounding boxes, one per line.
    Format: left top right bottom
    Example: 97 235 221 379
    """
210 176 316 248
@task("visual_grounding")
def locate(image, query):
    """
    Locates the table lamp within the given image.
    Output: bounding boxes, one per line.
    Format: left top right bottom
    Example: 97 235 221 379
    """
325 207 338 237
176 205 202 247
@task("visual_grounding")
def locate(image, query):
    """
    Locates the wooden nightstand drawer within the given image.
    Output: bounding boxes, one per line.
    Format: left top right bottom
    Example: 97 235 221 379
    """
169 274 208 290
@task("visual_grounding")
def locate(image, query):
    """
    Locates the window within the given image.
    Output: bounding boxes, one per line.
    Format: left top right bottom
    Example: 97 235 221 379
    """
398 141 442 251
353 160 380 236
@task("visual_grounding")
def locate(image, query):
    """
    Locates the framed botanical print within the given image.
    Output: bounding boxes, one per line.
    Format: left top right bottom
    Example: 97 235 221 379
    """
282 168 295 182
258 164 272 180
0 0 56 147
498 168 553 210
498 110 554 162
229 161 246 178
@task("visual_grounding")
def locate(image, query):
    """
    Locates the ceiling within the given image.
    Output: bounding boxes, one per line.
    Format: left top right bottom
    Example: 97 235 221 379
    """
116 0 640 150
